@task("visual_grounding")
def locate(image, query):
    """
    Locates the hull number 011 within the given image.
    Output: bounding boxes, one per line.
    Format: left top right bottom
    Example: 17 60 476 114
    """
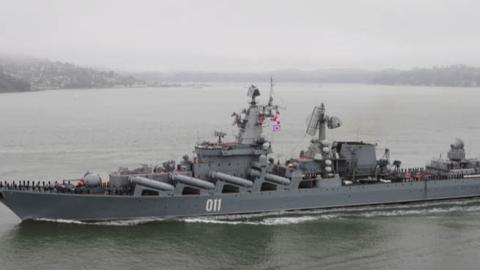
205 198 222 212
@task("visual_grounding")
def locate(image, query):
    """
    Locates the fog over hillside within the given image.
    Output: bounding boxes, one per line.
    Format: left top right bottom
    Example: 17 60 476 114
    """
2 0 480 92
2 54 480 92
0 55 142 91
1 1 480 72
134 65 480 87
0 71 30 93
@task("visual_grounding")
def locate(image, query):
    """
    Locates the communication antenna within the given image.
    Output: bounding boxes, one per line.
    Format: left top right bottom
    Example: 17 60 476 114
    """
214 131 226 144
268 76 274 106
305 103 342 141
247 85 260 104
383 148 390 161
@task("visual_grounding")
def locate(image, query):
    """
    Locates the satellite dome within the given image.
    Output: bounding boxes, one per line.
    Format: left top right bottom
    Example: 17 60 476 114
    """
83 173 102 187
451 138 465 150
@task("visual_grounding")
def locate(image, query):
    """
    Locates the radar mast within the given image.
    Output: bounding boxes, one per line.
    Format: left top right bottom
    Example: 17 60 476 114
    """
233 83 279 145
268 76 274 106
306 103 342 142
303 103 342 158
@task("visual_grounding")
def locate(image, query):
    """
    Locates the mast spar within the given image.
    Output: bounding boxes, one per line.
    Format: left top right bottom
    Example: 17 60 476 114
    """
268 76 274 106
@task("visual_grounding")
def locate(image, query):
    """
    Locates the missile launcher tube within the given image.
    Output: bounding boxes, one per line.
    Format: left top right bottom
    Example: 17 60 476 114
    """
209 171 253 187
171 174 215 190
250 169 291 185
129 176 175 191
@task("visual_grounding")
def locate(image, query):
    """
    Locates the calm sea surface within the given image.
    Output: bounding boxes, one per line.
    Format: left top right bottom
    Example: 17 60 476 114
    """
1 83 480 270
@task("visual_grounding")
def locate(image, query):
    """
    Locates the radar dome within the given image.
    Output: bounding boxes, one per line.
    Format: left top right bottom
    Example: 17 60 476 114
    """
83 173 102 187
451 138 465 150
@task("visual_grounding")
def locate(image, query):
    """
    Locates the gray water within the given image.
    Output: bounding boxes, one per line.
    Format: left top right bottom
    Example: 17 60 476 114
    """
1 83 480 270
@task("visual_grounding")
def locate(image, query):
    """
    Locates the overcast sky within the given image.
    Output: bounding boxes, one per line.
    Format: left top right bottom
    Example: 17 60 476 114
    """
1 0 479 72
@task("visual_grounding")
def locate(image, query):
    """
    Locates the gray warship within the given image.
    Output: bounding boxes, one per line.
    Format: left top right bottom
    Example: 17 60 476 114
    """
1 84 480 221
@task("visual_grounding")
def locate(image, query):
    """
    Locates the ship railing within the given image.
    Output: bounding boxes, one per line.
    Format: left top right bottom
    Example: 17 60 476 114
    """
0 180 132 195
398 167 480 182
0 180 63 192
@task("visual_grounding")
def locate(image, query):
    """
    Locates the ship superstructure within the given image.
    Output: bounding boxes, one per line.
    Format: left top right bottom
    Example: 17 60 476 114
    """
427 139 480 176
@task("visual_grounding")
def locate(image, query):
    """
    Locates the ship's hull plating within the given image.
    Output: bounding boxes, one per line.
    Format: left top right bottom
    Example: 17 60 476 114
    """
2 178 480 221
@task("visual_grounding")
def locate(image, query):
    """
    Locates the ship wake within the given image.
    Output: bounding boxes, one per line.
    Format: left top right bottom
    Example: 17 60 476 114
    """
182 198 480 225
32 198 480 226
34 217 167 226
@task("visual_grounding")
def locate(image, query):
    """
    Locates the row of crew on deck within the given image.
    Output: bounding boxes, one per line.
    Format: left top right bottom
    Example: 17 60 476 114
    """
1 180 71 192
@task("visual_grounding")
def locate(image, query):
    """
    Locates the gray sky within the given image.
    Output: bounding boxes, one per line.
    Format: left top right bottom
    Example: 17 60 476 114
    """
1 0 480 72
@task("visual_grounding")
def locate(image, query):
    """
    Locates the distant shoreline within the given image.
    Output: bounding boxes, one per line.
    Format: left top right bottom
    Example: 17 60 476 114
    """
0 83 214 94
2 55 480 93
2 81 480 95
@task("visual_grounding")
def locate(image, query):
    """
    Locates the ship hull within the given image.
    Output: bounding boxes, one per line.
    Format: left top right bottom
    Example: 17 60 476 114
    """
2 178 480 221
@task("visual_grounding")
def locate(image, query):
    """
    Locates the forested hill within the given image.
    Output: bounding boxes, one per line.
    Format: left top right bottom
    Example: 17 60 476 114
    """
0 56 143 92
136 65 480 87
371 65 480 87
2 55 480 93
0 71 31 93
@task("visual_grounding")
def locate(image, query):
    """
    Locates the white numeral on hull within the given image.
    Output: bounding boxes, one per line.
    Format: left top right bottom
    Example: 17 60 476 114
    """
206 198 222 212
